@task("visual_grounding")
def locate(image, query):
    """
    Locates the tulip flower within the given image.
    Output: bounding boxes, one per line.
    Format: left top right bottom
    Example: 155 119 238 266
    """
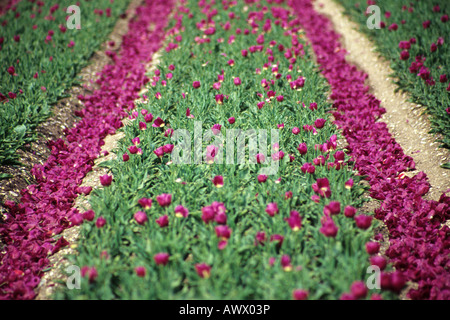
174 205 189 218
155 215 169 227
281 255 293 271
354 215 373 229
257 174 267 183
138 198 152 209
212 175 224 187
192 80 201 88
297 143 307 155
255 231 267 246
82 210 95 221
319 217 338 237
135 266 146 277
152 117 165 127
96 217 106 228
324 201 341 215
100 175 113 186
265 202 279 217
228 117 235 124
154 253 170 266
344 206 356 218
365 242 380 255
233 77 241 86
195 263 211 278
350 281 368 299
153 147 164 158
285 210 302 231
156 193 172 207
292 289 308 300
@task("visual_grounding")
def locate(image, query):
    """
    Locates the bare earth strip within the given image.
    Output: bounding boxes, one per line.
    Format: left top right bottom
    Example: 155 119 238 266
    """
314 0 450 202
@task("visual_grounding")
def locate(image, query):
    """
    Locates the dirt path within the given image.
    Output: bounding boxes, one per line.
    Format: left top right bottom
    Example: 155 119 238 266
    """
313 0 450 202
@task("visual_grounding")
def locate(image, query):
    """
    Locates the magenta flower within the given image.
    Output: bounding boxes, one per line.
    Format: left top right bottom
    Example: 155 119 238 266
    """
255 231 267 246
135 266 146 277
270 234 284 247
314 118 326 128
212 175 224 188
257 174 267 183
138 198 152 209
323 201 341 215
99 174 112 186
70 213 84 226
215 225 231 240
350 281 368 299
344 178 354 189
68 40 75 48
212 124 222 135
370 256 387 270
213 82 221 90
152 117 165 127
201 206 216 224
312 178 330 198
155 215 169 227
144 113 153 123
344 206 356 218
156 193 172 207
139 121 147 130
354 215 373 229
7 66 15 75
227 59 234 66
285 210 302 231
292 127 300 135
228 117 235 124
154 252 170 266
174 205 189 218
163 144 174 154
192 80 201 88
82 210 95 221
255 153 265 164
365 242 380 255
265 202 279 217
292 289 309 300
153 146 164 158
215 94 224 104
195 263 211 278
134 211 148 225
297 143 307 155
281 255 293 271
233 77 241 86
96 217 106 228
319 217 338 237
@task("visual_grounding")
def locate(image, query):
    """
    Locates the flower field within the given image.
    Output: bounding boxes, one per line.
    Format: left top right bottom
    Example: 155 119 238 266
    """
337 0 450 152
0 0 448 301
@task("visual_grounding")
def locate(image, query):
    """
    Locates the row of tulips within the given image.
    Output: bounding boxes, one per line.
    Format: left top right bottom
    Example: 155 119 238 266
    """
0 0 130 166
292 0 450 299
54 0 401 300
0 0 173 299
336 0 450 152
